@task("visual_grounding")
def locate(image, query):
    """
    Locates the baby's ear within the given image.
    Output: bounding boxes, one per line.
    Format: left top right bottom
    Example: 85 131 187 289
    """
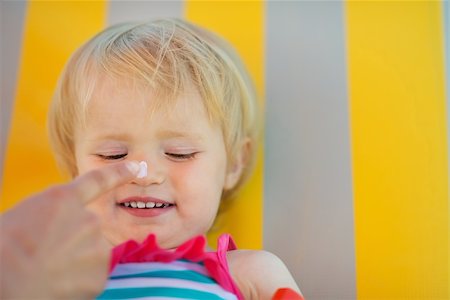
224 137 251 190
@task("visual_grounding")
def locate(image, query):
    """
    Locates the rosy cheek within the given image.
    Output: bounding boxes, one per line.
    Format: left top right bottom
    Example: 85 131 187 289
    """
167 164 202 192
168 163 192 179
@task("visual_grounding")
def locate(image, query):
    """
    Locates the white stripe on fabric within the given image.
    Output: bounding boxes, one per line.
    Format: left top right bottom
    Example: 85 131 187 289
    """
131 297 218 300
112 261 209 277
105 277 236 299
131 298 185 300
134 298 188 300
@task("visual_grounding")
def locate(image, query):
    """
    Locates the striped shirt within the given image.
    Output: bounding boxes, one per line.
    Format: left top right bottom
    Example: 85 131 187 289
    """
96 234 242 299
97 259 238 299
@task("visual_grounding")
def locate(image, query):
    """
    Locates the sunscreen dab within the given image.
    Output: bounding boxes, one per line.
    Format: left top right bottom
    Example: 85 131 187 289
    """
136 161 147 178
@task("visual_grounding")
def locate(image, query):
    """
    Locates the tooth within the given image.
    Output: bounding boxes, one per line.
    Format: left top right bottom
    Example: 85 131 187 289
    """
146 202 155 208
130 201 137 208
124 202 130 207
155 203 163 208
137 202 146 208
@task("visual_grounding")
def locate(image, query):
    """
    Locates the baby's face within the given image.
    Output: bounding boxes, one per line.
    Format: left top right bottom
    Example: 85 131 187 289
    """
74 77 234 249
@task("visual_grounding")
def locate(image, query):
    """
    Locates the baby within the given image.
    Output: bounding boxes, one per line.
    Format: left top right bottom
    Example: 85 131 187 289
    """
48 18 301 299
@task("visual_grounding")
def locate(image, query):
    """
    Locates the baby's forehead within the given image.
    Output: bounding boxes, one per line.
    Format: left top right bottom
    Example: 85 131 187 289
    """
75 64 221 130
76 78 221 142
84 75 206 119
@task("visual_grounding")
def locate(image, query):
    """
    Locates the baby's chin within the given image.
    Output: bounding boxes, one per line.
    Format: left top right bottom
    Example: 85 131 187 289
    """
102 229 151 247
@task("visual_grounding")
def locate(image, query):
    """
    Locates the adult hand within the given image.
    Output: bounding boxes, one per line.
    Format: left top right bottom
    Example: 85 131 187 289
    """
0 161 140 300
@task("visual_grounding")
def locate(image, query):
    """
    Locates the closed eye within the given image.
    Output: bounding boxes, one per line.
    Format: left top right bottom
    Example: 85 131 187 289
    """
165 152 197 161
97 153 127 160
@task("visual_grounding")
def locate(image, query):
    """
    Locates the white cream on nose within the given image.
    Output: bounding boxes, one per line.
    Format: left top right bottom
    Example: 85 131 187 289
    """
136 161 148 178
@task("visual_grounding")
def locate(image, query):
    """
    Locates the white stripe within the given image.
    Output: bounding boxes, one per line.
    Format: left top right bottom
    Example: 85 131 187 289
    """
105 277 237 299
131 297 223 300
112 261 209 277
132 298 185 300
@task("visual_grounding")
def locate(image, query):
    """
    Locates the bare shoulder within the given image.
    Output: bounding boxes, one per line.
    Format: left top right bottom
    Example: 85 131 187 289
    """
226 249 301 300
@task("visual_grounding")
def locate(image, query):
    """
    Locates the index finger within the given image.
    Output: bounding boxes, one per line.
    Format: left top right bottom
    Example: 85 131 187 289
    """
68 161 140 205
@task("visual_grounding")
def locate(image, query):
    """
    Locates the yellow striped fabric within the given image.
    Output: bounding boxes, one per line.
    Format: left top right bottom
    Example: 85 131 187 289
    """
2 1 449 298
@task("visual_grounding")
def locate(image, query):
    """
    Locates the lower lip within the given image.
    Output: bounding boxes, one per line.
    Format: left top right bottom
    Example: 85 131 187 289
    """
118 205 174 217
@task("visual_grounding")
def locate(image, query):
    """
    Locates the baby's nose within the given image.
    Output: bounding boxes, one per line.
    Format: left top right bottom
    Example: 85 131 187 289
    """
132 160 165 186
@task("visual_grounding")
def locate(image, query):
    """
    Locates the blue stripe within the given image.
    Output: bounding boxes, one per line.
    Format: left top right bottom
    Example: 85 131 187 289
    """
110 270 216 284
97 287 225 299
178 258 205 266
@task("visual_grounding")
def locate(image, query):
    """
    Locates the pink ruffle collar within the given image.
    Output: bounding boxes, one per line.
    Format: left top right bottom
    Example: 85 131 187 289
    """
109 233 243 300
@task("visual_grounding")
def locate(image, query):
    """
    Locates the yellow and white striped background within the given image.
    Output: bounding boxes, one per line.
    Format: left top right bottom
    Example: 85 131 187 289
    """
1 1 448 299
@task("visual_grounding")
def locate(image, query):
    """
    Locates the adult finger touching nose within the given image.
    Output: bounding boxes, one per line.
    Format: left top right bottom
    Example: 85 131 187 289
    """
68 161 141 205
0 161 140 299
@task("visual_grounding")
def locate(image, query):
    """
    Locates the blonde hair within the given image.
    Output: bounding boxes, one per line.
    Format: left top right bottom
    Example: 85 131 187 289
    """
48 18 261 204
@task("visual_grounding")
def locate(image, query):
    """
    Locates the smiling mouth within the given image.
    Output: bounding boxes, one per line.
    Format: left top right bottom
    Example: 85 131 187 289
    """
120 201 174 209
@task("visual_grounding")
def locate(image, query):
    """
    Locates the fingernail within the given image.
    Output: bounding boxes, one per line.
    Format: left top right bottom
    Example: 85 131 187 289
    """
126 161 140 174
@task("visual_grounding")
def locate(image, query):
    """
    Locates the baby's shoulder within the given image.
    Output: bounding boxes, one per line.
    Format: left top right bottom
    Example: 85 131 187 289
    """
226 249 301 300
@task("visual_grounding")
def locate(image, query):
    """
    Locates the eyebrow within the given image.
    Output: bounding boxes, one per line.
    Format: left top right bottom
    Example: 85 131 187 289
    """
87 130 204 142
87 133 132 142
156 129 204 141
